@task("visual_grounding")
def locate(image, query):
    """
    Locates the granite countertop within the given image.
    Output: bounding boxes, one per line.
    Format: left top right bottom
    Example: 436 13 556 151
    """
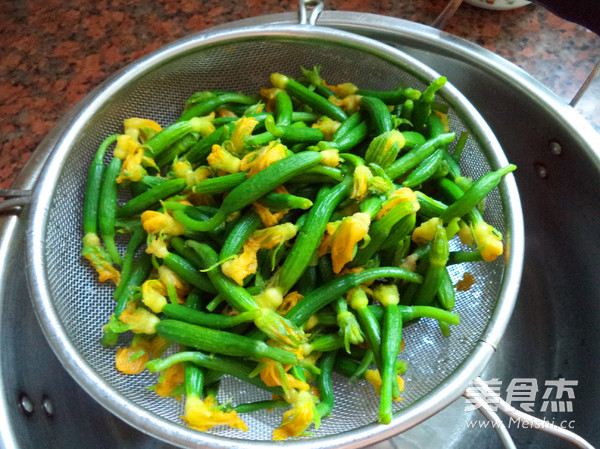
1 0 599 190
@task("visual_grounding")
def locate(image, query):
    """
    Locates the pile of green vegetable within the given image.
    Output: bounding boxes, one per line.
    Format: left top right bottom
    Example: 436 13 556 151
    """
81 66 515 440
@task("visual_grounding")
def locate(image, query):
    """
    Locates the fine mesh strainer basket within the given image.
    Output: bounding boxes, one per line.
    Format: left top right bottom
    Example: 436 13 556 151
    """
26 5 524 449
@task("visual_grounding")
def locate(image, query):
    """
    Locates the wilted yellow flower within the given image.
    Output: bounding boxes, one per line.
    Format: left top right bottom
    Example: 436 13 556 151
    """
81 233 120 284
320 149 340 167
183 396 248 432
457 221 475 245
222 223 298 286
259 359 310 392
330 212 371 273
277 291 304 316
207 144 241 174
158 265 188 302
153 362 185 398
115 344 149 375
326 82 358 98
123 117 162 142
365 369 405 400
221 240 261 286
142 279 167 313
231 117 259 154
351 165 372 200
329 94 362 114
114 134 147 183
240 141 288 177
311 117 341 141
141 210 185 236
272 390 317 440
118 304 159 335
473 221 503 262
377 188 420 219
252 202 287 227
412 217 441 245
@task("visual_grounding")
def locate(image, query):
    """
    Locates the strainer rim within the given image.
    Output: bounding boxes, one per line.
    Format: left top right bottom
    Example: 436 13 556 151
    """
26 23 523 448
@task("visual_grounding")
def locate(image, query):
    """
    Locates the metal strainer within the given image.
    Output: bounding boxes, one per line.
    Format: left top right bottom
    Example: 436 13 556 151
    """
25 2 524 448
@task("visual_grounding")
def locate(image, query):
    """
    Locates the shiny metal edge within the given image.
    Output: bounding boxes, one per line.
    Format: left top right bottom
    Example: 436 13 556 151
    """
0 107 81 449
24 22 521 449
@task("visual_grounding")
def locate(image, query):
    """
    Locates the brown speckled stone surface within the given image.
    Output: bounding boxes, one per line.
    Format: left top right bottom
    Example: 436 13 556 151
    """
1 0 599 189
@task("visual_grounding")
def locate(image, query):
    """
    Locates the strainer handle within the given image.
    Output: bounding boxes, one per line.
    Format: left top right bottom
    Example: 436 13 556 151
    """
464 377 596 449
0 189 31 214
298 0 324 25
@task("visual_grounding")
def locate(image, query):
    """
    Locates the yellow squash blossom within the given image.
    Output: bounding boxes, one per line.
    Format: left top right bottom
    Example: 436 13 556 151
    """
329 94 362 114
365 369 405 400
472 221 503 262
81 232 120 284
326 82 358 98
123 117 162 142
118 303 160 335
412 217 442 245
260 87 284 111
115 335 166 375
273 390 317 440
115 344 149 375
230 116 259 154
377 188 420 219
320 149 340 167
240 141 288 177
141 279 168 313
141 210 185 258
113 134 155 183
153 362 185 398
222 223 297 286
323 212 371 273
458 221 475 245
259 359 310 392
158 265 188 303
207 144 241 174
350 165 372 200
183 395 248 432
311 117 341 141
277 291 304 316
252 202 287 227
141 210 185 236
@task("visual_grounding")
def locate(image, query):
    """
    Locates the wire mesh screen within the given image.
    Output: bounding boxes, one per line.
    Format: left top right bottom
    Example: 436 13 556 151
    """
41 34 508 443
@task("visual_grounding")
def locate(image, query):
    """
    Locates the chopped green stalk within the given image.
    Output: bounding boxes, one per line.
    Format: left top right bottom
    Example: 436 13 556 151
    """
156 320 299 365
146 351 284 397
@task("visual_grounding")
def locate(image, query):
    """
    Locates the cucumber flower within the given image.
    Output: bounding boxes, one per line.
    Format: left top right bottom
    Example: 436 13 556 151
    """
141 209 185 258
351 165 372 200
311 117 341 141
320 149 340 167
320 212 371 274
141 279 167 314
81 232 121 284
259 358 310 393
272 390 318 441
252 202 287 227
365 369 405 400
411 217 442 245
153 362 185 398
207 143 241 174
472 221 503 262
365 130 405 169
183 395 248 433
377 187 420 219
123 117 162 143
222 222 298 286
240 141 288 178
118 303 160 335
230 116 259 154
